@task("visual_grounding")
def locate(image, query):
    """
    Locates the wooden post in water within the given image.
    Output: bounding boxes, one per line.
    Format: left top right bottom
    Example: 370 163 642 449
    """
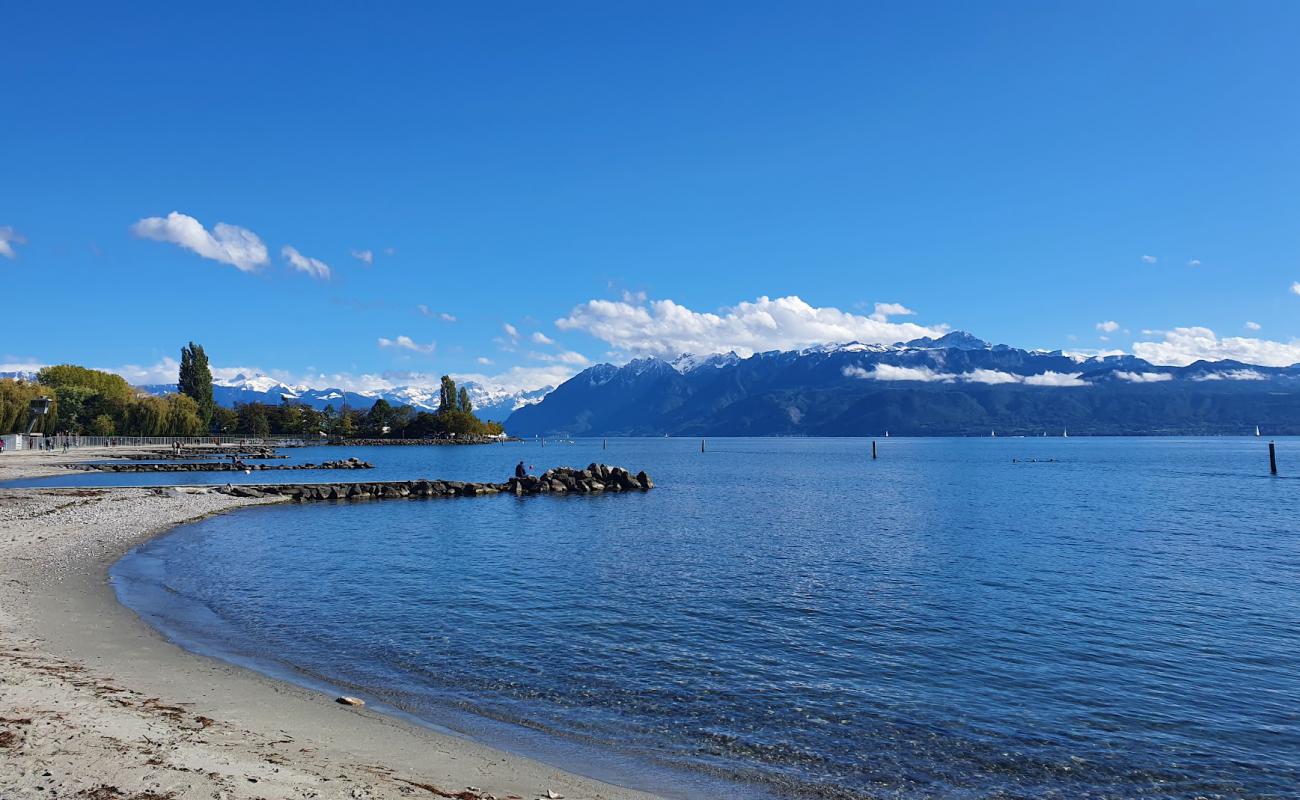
701 438 706 453
872 440 877 460
1270 440 1278 475
603 439 607 450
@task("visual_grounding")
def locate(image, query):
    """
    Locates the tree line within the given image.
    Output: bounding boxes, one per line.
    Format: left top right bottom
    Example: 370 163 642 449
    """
1 343 503 439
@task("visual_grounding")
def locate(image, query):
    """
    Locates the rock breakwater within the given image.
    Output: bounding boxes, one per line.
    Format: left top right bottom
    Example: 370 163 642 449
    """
64 457 373 473
215 464 653 501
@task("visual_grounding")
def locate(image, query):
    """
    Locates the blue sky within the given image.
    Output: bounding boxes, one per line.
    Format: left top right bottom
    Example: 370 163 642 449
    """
3 2 1299 391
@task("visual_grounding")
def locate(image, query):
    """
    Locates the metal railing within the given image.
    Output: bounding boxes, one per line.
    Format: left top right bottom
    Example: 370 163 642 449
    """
4 434 309 450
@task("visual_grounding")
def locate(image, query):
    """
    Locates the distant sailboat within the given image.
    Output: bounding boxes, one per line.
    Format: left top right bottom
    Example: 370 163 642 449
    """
885 430 890 438
1256 425 1262 437
991 430 996 438
1062 428 1069 438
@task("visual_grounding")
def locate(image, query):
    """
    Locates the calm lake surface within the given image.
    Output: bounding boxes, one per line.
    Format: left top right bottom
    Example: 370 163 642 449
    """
96 438 1298 798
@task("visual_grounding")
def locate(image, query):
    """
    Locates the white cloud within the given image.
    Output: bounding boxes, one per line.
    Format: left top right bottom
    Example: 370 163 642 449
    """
503 323 520 341
1192 369 1267 382
377 335 436 355
528 349 590 366
351 249 374 265
1187 259 1201 267
1245 321 1261 331
1023 371 1090 387
476 357 494 366
0 226 26 259
281 245 331 280
844 364 1088 387
1096 320 1120 333
417 305 456 322
964 369 1022 384
531 331 554 345
101 357 182 386
844 364 952 382
383 247 397 256
1292 282 1300 296
1141 255 1158 264
1115 371 1173 383
451 365 575 395
558 294 946 358
1132 327 1300 367
131 211 268 272
868 302 916 323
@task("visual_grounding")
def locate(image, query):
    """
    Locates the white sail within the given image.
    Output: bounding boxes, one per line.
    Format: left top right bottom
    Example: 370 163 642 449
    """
1256 425 1261 437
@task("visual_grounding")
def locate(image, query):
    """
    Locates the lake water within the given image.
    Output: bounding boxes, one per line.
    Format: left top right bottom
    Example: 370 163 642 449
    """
91 438 1300 798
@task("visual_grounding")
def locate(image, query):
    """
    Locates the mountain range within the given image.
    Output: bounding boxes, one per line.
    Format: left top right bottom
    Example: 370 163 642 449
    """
503 332 1300 436
137 375 551 421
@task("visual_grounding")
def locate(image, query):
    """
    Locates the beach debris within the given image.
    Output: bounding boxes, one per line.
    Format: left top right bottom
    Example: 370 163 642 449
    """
543 791 564 799
335 695 366 706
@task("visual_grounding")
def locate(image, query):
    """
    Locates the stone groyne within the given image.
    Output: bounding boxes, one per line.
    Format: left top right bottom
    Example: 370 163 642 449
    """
215 464 653 501
63 457 373 473
329 436 520 446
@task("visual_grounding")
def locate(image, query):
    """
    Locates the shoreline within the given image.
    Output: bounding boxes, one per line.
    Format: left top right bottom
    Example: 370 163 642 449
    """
0 448 664 800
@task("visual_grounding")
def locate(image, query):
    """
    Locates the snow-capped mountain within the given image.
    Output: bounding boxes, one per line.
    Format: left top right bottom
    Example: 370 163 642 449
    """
507 331 1300 436
138 373 552 421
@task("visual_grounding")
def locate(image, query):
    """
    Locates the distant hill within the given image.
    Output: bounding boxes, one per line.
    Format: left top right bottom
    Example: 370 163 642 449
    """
504 334 1300 436
138 374 550 422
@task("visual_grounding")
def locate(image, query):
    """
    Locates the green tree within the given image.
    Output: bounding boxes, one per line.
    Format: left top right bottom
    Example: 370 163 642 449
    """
365 398 394 436
211 406 239 434
162 393 204 436
438 376 457 414
89 414 116 436
178 342 215 429
237 403 271 437
457 386 472 415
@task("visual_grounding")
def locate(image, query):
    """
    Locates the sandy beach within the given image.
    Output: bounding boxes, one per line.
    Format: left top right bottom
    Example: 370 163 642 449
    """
0 448 662 800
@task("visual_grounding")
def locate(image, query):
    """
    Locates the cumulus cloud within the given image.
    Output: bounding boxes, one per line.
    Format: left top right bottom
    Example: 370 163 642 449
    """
558 294 946 358
1115 371 1173 383
531 331 555 345
1292 281 1300 296
351 249 374 265
1096 320 1120 333
281 245 331 280
843 364 1088 387
1187 259 1201 267
377 335 436 355
1132 327 1300 367
0 226 26 259
131 211 268 272
476 357 494 366
1141 255 1158 264
1245 321 1261 331
503 323 520 342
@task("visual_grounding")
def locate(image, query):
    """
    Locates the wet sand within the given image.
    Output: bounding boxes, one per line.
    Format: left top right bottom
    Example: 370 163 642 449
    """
0 448 662 800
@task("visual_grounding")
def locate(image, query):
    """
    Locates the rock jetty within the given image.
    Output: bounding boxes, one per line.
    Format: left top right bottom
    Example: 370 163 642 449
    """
331 436 518 446
215 464 653 501
64 457 373 473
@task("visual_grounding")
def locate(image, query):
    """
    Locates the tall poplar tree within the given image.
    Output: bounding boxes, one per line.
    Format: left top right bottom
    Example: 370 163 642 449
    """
438 375 457 414
457 386 472 414
178 342 215 429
